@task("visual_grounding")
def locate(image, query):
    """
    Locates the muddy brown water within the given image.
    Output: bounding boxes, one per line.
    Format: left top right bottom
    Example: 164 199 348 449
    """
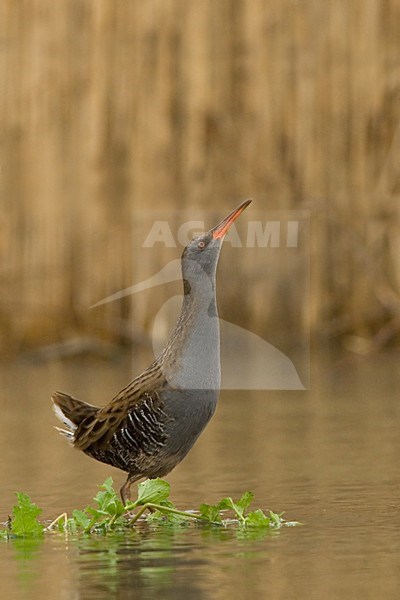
1 350 400 599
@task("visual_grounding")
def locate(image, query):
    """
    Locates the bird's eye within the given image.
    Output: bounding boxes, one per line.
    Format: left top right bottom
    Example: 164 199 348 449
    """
198 241 205 249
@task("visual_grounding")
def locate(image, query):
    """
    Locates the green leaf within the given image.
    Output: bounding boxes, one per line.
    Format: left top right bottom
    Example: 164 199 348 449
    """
244 509 272 528
199 502 223 523
85 506 101 519
199 493 253 524
214 496 247 522
93 478 125 517
65 517 77 533
145 500 191 525
11 493 44 537
268 510 285 527
64 479 127 533
134 478 170 507
71 509 91 530
216 497 233 511
0 477 299 538
100 476 115 495
235 491 254 514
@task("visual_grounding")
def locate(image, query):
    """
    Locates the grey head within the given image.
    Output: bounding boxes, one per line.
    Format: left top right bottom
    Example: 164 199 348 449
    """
180 199 252 297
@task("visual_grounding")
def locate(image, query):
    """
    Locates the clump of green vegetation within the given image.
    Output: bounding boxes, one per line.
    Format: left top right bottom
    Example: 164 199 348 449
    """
0 493 44 539
0 478 299 539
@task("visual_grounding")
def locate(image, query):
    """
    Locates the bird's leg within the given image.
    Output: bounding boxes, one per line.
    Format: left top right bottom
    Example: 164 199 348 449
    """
121 474 157 521
120 474 137 506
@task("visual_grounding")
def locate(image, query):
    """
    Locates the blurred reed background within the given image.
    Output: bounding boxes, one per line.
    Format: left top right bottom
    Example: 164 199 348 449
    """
1 0 400 357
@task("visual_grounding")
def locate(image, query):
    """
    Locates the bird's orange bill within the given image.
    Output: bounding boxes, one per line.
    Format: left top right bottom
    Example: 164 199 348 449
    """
211 199 252 239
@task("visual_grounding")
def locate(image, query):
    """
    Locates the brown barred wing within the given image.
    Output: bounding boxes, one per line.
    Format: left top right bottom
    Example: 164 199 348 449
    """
83 391 171 474
74 364 165 451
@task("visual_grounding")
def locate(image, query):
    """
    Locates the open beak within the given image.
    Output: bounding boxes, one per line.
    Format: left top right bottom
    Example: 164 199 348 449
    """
211 199 252 239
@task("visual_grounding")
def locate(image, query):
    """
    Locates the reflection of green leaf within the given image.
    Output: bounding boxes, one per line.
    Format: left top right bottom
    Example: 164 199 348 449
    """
11 493 44 537
11 535 44 590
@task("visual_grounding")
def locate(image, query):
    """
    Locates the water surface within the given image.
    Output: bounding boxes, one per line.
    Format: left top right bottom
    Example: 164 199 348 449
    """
1 351 400 599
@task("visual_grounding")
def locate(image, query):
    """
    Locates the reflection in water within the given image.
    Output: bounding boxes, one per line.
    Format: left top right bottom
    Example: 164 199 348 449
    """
75 529 204 599
72 524 276 600
0 350 400 599
9 537 44 595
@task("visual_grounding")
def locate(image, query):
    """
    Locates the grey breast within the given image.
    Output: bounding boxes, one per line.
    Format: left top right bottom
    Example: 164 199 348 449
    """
160 388 218 457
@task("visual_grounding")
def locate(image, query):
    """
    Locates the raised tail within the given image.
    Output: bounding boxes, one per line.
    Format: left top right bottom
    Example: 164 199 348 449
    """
52 391 100 443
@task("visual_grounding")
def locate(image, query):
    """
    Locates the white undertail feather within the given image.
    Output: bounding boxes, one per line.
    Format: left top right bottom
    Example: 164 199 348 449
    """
54 425 74 441
52 402 77 437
